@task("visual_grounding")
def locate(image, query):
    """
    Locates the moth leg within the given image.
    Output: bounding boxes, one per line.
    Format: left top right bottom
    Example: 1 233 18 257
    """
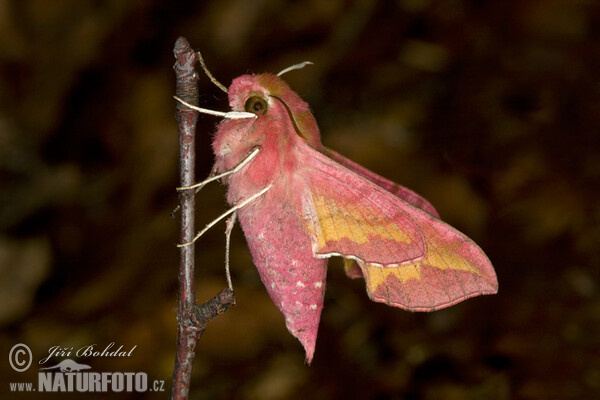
170 164 219 218
224 212 237 291
177 147 260 192
177 183 272 247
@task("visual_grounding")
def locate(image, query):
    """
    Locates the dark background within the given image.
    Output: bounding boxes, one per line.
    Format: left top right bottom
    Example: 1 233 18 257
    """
1 1 598 399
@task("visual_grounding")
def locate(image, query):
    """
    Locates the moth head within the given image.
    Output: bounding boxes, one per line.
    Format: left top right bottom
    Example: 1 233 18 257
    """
228 73 323 149
228 74 275 113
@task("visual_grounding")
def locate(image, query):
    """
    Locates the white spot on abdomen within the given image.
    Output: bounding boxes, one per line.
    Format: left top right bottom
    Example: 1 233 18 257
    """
314 281 323 288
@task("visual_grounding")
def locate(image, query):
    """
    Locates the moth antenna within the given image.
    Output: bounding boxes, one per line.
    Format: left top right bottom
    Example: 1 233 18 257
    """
224 212 237 291
197 51 228 93
174 96 256 120
277 61 313 77
177 147 260 192
178 184 273 247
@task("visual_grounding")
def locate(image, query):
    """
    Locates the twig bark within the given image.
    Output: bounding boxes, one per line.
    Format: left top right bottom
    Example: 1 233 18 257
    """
171 37 236 400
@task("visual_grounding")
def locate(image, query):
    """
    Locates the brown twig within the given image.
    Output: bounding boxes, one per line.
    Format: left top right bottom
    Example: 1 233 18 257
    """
171 37 236 400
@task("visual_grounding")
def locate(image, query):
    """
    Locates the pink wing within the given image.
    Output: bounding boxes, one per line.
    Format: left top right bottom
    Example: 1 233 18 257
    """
324 147 440 218
299 145 498 311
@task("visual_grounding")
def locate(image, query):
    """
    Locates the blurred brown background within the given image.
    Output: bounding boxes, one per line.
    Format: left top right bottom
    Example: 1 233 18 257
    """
1 1 598 399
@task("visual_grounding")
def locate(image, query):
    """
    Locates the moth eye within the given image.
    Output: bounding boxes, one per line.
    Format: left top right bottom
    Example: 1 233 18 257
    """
244 96 268 115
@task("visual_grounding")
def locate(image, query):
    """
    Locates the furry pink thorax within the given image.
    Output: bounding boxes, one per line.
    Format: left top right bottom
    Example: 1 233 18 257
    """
212 74 322 203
